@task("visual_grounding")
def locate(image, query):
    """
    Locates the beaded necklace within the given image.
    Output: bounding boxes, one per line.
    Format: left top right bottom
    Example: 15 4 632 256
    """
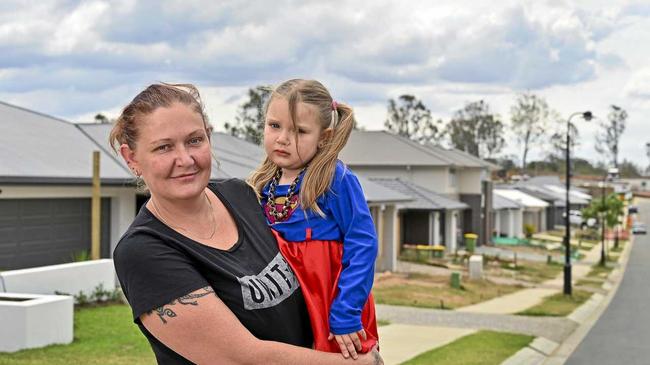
266 167 306 222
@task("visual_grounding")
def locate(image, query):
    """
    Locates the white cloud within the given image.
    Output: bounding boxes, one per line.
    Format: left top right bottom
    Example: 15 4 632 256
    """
0 0 649 167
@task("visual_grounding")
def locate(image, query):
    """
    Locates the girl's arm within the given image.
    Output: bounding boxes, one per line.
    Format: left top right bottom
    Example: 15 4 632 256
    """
328 167 378 335
141 286 381 365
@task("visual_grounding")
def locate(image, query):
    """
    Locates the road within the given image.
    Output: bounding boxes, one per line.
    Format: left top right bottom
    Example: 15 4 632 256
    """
566 198 650 364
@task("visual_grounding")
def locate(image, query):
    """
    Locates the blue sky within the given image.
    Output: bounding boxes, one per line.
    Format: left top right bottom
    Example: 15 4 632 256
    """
1 0 649 168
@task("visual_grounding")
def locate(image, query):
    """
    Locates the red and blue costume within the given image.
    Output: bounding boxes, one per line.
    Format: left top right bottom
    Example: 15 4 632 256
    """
262 160 379 353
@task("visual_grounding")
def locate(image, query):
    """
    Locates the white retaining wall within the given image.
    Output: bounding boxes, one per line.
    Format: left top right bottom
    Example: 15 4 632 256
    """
0 259 115 296
0 293 73 352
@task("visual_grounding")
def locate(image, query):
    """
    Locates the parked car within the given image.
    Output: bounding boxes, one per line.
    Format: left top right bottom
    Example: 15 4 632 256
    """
632 222 647 235
628 205 639 214
565 210 589 228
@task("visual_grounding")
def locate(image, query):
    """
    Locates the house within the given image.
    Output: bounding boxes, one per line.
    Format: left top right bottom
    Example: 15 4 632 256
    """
1 102 409 271
491 193 523 239
509 176 591 229
339 130 497 248
493 189 549 233
369 178 468 252
0 101 133 270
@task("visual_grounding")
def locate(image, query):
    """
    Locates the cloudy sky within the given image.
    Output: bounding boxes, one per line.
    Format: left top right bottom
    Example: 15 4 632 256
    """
1 0 649 168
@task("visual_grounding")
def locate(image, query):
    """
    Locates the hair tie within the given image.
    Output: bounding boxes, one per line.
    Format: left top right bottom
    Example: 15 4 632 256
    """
331 100 338 111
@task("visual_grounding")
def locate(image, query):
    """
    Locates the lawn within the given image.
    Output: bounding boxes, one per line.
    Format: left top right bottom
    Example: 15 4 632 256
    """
586 263 615 279
486 260 563 284
0 304 155 365
516 290 592 317
373 272 522 310
402 330 534 365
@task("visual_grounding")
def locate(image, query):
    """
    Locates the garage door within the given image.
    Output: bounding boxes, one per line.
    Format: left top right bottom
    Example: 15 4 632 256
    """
0 198 110 270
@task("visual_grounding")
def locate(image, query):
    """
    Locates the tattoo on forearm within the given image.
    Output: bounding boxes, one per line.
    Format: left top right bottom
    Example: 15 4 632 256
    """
148 286 216 324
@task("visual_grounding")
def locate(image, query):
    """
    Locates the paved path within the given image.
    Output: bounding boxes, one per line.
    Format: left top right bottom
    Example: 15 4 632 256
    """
378 324 474 365
565 200 650 364
377 304 576 344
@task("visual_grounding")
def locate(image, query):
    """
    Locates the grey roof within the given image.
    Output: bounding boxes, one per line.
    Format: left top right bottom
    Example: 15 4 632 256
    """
493 193 521 210
369 177 468 210
424 144 499 170
81 125 412 203
356 175 412 203
340 130 496 170
515 186 565 207
340 131 450 166
78 125 264 180
0 101 132 184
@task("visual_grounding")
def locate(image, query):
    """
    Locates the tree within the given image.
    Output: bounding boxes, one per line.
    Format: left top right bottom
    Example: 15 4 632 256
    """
446 100 505 158
94 113 110 124
618 159 642 178
547 111 580 160
224 85 272 145
510 93 551 173
646 142 650 175
384 95 444 144
584 192 624 264
595 105 627 168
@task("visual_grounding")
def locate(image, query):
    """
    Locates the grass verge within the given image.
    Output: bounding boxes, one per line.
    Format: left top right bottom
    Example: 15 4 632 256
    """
0 304 155 365
402 330 534 365
489 260 563 284
516 290 592 317
373 272 522 310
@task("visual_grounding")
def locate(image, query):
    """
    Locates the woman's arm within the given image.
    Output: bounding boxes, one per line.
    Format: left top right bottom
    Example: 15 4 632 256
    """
141 286 381 365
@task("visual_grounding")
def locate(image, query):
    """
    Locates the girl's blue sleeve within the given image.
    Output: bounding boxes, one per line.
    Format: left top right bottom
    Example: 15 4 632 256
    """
328 164 378 335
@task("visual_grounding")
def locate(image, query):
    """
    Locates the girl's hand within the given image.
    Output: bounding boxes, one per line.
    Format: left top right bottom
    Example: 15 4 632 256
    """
328 329 367 359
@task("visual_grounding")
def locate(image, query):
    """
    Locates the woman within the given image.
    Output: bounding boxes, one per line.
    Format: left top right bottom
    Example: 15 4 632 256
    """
110 83 382 364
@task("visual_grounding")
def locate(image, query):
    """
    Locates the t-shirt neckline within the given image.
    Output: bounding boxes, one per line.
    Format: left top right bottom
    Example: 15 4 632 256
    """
142 183 244 253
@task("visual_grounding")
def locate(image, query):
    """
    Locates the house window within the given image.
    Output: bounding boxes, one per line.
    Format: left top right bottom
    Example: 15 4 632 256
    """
449 168 457 188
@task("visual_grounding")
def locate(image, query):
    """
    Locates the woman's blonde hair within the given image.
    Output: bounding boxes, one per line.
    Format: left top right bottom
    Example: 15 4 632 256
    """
247 79 355 216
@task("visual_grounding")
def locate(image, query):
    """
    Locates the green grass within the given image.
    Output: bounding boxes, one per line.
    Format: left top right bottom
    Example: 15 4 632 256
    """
517 290 592 317
377 319 390 327
575 278 605 289
587 263 615 279
402 330 534 365
0 304 155 365
497 261 563 284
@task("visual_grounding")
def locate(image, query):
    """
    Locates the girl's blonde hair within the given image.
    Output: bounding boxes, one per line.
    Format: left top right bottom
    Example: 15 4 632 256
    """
247 79 355 216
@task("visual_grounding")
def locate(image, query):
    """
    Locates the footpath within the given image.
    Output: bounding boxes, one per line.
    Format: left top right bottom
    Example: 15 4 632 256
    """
378 238 631 365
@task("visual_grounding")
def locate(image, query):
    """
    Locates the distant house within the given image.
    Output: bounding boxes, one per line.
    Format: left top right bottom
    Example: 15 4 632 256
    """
491 193 523 239
508 176 591 229
339 130 497 248
493 189 549 233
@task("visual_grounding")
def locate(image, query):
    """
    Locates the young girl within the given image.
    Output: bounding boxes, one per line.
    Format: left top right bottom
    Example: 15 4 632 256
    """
248 79 379 359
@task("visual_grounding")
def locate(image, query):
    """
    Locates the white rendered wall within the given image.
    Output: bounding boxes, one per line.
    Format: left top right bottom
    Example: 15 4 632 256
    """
0 259 115 296
0 293 73 352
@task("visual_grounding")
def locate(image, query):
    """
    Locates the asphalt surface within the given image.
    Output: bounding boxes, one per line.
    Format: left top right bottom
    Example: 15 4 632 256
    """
566 200 650 364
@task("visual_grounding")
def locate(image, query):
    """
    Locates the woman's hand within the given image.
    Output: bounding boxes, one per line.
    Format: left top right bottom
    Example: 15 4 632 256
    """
357 345 383 365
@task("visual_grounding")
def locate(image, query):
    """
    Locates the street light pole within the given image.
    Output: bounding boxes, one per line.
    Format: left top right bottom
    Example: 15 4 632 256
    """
600 180 606 266
564 111 592 296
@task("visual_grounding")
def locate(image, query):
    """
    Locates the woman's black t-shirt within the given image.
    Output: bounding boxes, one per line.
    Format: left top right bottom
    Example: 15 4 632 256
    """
113 179 313 364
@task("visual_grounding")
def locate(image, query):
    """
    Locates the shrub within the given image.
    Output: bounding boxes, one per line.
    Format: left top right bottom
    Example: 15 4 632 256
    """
524 224 536 238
